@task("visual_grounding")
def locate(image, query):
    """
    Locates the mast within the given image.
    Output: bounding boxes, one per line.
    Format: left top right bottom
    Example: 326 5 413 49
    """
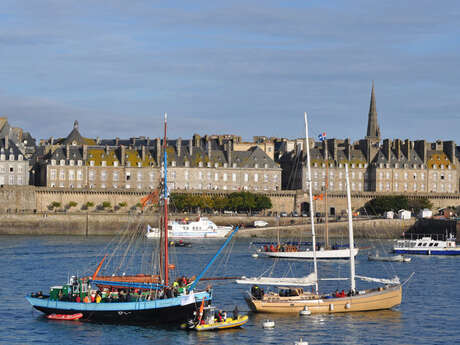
304 112 318 293
163 113 169 286
345 164 356 292
324 142 329 249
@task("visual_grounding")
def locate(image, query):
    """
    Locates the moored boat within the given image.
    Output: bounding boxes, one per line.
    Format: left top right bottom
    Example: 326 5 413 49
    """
237 113 405 314
26 114 239 325
368 252 411 262
393 234 460 255
146 217 233 239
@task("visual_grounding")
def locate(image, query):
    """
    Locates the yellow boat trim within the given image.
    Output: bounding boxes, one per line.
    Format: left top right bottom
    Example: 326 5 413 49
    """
195 315 248 331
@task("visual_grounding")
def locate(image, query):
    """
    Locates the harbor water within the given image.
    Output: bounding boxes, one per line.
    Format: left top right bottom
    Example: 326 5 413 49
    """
1 235 459 345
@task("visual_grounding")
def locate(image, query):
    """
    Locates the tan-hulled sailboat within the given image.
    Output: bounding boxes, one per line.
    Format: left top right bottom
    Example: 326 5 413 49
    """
237 112 402 314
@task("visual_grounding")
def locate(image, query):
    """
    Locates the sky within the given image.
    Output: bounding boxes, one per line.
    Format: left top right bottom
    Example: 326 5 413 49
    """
1 0 459 143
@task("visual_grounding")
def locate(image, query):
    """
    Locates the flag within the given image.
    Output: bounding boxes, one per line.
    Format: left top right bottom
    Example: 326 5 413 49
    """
313 193 324 201
318 132 327 141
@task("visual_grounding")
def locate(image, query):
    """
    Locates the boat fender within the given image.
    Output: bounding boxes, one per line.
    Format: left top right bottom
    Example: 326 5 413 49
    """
329 304 334 311
299 306 311 316
345 303 351 309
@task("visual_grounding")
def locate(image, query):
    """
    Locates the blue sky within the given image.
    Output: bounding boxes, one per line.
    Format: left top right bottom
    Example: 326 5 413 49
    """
1 0 459 142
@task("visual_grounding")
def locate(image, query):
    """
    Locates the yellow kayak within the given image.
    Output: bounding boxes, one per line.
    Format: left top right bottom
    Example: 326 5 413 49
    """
195 315 248 331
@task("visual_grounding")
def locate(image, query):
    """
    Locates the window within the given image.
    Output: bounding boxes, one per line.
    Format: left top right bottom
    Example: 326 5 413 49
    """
404 172 408 180
232 173 236 182
244 173 248 182
59 170 65 180
102 161 107 167
264 174 268 182
137 172 142 181
185 171 189 180
9 175 15 184
223 173 228 181
77 170 83 180
149 172 155 181
254 173 258 182
90 161 95 166
198 171 203 180
68 170 75 180
17 176 23 185
78 160 82 166
69 160 75 166
50 169 57 180
114 161 119 167
214 172 218 181
60 160 65 166
89 170 95 181
101 171 107 181
113 172 119 181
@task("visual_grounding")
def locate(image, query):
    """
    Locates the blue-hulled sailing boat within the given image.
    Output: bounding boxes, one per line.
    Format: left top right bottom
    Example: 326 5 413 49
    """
26 114 239 324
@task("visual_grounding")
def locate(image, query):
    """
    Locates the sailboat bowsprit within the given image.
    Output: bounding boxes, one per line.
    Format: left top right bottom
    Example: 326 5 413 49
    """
26 113 239 324
237 112 404 314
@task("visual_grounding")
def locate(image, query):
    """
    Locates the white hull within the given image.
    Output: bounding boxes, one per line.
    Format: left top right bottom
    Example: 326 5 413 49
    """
146 229 230 239
261 248 359 259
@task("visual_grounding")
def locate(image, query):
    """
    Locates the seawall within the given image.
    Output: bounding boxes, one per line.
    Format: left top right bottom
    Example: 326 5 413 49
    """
0 213 414 239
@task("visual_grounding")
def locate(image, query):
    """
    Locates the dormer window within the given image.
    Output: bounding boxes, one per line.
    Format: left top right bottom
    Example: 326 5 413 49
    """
223 163 227 168
137 162 142 168
51 159 56 165
440 164 444 170
114 161 119 167
185 161 190 167
433 164 437 169
379 163 383 168
214 162 218 168
198 161 203 167
9 154 14 161
207 162 211 168
90 161 95 166
101 161 107 167
233 163 237 168
60 159 65 166
254 163 258 168
18 155 23 161
69 160 74 166
172 161 176 167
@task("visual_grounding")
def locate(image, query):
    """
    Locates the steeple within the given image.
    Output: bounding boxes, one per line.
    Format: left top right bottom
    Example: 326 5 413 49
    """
366 81 381 142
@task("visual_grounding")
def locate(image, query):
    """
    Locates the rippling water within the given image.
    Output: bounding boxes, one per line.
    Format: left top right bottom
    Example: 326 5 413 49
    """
1 235 459 345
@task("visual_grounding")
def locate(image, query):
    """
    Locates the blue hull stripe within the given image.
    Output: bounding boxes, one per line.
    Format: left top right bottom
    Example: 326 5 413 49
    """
394 249 460 255
26 291 211 312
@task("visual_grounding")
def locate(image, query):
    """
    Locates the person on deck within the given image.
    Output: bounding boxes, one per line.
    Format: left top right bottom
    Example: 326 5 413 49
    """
96 293 102 303
75 295 81 303
233 305 239 319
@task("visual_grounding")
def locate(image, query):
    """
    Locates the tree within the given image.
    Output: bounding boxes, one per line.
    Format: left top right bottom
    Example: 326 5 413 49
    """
67 201 78 210
407 197 433 213
364 195 408 215
101 201 112 209
118 202 127 208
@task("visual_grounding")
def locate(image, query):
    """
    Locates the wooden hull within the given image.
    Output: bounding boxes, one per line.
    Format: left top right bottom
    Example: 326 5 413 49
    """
245 285 402 314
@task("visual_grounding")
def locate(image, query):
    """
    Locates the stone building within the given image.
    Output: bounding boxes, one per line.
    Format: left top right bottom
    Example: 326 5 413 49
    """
36 122 282 192
0 117 33 186
278 83 459 195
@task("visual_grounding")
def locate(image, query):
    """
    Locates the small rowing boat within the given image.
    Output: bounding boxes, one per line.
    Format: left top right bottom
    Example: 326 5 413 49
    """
368 252 411 262
47 313 83 321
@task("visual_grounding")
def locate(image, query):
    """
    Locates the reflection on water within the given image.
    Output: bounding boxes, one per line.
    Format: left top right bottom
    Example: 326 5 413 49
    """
0 236 459 345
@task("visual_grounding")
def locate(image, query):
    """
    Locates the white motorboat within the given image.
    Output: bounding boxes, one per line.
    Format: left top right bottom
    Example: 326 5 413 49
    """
146 217 233 239
393 234 460 255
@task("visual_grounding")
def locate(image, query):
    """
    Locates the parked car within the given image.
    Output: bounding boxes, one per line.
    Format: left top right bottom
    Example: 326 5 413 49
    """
291 211 299 217
254 220 269 227
301 213 309 217
280 212 288 217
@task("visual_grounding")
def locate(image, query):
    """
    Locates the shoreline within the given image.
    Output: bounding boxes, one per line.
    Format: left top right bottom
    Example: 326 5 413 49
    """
0 212 414 238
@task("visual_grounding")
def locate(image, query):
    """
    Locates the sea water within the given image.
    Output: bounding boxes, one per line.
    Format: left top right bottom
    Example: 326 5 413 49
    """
0 235 459 345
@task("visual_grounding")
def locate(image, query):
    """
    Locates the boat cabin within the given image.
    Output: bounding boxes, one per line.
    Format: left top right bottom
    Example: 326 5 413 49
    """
278 287 304 297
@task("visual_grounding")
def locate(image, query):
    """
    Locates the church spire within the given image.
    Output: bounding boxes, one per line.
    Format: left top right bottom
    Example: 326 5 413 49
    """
366 81 381 142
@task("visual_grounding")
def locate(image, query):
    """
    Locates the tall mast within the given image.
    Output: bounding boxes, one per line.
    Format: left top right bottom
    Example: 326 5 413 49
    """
163 113 169 286
304 112 318 293
325 142 329 249
345 164 356 292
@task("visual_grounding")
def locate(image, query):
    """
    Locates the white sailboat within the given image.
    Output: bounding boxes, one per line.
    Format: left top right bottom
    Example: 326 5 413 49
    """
236 112 403 314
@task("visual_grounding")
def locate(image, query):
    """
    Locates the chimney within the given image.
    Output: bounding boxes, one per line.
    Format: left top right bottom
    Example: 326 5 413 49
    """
193 134 201 148
50 137 54 145
147 137 150 146
156 138 161 164
331 139 338 161
5 134 8 150
121 145 126 166
177 137 182 157
394 139 401 160
132 137 136 146
345 138 351 161
141 145 146 161
105 145 109 155
83 144 88 160
443 141 456 164
189 139 193 156
403 139 411 159
414 140 426 163
383 139 391 160
115 137 119 146
96 137 100 145
66 144 70 160
227 141 232 165
207 139 211 160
